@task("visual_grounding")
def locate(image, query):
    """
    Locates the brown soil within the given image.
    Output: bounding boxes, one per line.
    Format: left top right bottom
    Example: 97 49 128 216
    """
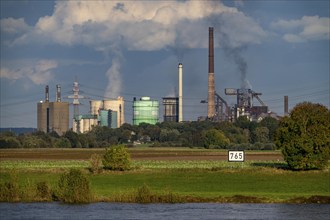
0 148 283 161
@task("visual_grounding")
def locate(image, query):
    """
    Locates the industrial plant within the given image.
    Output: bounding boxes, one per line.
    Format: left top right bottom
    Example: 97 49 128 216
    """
201 27 271 122
37 26 281 134
37 85 69 135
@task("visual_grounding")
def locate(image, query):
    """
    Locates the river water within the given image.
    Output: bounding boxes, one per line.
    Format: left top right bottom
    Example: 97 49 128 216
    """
1 203 329 220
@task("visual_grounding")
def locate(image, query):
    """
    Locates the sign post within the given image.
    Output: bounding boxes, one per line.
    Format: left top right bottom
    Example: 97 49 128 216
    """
228 150 245 162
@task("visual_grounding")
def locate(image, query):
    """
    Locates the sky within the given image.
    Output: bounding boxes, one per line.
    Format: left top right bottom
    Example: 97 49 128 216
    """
0 0 329 128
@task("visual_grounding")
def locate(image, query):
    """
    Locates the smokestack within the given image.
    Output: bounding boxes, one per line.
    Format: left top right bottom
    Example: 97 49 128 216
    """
207 27 215 118
178 63 183 122
45 85 49 102
56 84 61 102
284 96 288 116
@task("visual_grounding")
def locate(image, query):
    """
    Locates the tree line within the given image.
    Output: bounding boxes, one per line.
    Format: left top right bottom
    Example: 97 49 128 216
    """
0 116 279 150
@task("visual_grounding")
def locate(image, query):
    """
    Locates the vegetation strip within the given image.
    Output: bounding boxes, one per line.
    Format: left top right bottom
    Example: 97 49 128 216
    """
0 160 289 170
1 166 329 204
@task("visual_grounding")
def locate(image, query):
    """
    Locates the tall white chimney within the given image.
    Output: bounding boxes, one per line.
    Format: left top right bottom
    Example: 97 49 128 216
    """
178 63 183 122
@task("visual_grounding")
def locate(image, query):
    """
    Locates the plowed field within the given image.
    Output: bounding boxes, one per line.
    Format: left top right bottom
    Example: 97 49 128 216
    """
0 148 283 161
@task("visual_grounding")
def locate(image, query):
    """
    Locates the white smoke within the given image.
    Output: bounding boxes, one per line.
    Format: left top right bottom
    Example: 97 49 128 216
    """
104 57 121 98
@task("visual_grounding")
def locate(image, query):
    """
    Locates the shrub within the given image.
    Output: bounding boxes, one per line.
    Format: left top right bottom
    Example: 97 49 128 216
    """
89 153 102 174
57 169 92 203
102 145 131 171
0 136 21 148
0 171 20 202
36 181 52 200
135 183 152 203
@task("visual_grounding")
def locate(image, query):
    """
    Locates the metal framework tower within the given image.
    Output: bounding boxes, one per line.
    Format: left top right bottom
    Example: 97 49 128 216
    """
68 78 86 132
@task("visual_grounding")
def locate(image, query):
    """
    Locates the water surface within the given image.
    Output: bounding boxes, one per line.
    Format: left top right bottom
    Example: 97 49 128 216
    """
1 203 329 220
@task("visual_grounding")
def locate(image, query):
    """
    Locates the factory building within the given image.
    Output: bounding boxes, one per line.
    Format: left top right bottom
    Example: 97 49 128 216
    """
72 115 98 133
162 97 179 122
73 97 124 133
99 110 118 128
37 85 69 135
133 97 159 125
225 88 268 121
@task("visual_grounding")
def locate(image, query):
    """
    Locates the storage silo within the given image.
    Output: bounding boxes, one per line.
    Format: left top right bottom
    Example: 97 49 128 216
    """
37 101 50 133
49 102 69 135
133 97 159 125
90 100 103 115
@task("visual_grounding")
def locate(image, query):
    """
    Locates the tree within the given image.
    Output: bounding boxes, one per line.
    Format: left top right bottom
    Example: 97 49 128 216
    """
259 117 279 141
159 129 180 142
64 130 81 148
102 145 131 171
202 129 230 149
275 102 330 170
253 127 269 143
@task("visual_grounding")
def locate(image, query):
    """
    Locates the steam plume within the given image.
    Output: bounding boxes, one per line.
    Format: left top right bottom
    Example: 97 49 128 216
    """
104 57 122 98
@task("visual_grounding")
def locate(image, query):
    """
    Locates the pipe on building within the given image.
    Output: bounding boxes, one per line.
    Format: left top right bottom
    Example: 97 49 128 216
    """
45 85 49 102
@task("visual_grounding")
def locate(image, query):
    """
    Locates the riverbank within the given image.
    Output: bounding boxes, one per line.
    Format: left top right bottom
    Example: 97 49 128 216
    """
0 148 329 204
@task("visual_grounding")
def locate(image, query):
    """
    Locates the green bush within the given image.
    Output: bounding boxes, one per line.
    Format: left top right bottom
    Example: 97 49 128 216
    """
276 102 330 170
57 169 92 203
102 145 131 171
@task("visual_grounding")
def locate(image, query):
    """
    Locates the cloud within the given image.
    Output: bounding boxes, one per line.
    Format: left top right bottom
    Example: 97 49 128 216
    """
0 18 30 35
0 60 57 85
1 1 268 96
271 16 330 43
3 1 266 50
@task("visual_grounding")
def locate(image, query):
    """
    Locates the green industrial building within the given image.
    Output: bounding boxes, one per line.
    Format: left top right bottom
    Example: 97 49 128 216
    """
133 97 159 125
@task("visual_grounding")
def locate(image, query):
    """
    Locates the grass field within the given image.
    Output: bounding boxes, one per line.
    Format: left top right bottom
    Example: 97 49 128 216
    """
0 148 329 203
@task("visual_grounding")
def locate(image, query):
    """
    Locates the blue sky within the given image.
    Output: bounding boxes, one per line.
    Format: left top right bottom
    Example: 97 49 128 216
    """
1 0 329 128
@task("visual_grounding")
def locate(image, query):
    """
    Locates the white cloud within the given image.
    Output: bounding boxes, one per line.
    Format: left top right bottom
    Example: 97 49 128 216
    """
2 1 266 50
0 1 268 96
271 16 330 43
0 60 57 85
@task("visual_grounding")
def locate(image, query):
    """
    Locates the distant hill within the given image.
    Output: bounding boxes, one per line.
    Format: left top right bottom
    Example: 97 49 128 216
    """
0 128 37 135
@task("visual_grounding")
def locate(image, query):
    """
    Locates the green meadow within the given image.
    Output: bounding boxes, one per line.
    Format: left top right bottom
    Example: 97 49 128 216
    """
0 159 329 203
